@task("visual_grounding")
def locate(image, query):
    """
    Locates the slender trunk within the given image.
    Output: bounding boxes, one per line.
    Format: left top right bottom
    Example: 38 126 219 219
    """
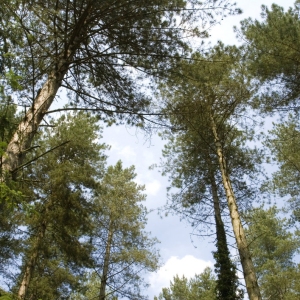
209 161 239 299
18 222 47 299
209 164 223 227
210 114 261 300
3 71 66 179
99 222 114 300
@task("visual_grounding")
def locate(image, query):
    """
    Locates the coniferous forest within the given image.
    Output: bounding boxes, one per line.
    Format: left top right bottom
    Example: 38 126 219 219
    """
1 0 300 299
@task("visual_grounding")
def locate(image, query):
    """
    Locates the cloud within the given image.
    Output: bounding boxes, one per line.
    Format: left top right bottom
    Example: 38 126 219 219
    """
118 145 136 159
105 142 138 166
148 255 213 297
142 149 157 166
145 179 161 196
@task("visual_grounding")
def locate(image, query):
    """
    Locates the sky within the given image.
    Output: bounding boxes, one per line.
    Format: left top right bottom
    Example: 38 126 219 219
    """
101 0 296 299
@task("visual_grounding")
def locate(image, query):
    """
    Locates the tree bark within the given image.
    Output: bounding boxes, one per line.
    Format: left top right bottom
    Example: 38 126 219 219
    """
210 113 262 300
209 160 240 299
1 2 94 179
99 222 114 300
3 71 66 179
209 163 223 227
18 222 47 299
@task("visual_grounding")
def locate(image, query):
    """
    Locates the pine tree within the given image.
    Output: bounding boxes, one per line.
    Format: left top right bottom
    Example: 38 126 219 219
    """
155 267 217 300
158 44 262 300
264 114 300 220
160 123 248 299
245 206 300 299
91 161 159 300
0 85 22 277
239 2 300 111
0 0 239 177
13 112 107 300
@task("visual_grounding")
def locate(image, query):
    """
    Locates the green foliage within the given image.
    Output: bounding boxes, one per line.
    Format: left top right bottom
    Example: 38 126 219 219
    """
240 2 300 110
0 183 22 209
159 43 260 229
264 114 300 220
25 260 84 300
91 161 160 299
160 123 244 299
239 7 300 296
213 220 243 300
0 287 13 300
71 272 118 300
156 267 217 300
0 0 237 126
0 296 12 300
158 44 261 299
13 112 108 299
4 70 22 91
0 85 17 157
245 206 300 300
0 85 23 275
0 103 159 298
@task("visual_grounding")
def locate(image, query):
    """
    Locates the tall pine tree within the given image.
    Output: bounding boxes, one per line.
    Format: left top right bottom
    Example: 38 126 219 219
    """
158 44 262 300
13 112 107 300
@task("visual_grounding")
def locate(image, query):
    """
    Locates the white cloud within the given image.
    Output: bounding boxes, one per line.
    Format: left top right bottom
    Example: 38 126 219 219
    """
145 179 161 196
148 255 213 297
117 145 136 162
107 140 120 152
142 149 157 166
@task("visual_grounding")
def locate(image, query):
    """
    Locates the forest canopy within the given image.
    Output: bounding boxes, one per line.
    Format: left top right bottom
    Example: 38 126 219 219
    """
1 1 300 300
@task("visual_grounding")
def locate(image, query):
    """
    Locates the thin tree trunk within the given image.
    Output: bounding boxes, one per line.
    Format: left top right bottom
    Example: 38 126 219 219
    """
99 222 114 300
209 164 223 227
18 222 47 299
209 160 239 299
210 114 262 300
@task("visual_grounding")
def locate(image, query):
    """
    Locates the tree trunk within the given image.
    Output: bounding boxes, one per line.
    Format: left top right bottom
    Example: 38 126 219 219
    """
99 222 114 300
1 3 94 180
3 71 66 179
18 222 47 299
18 250 38 300
209 163 223 227
210 114 262 300
209 161 240 299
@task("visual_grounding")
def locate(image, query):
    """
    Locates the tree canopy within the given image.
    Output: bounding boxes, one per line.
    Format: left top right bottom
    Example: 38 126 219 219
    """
157 44 261 299
155 267 217 300
91 161 160 299
240 1 300 111
3 1 300 300
0 0 239 177
245 206 300 300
